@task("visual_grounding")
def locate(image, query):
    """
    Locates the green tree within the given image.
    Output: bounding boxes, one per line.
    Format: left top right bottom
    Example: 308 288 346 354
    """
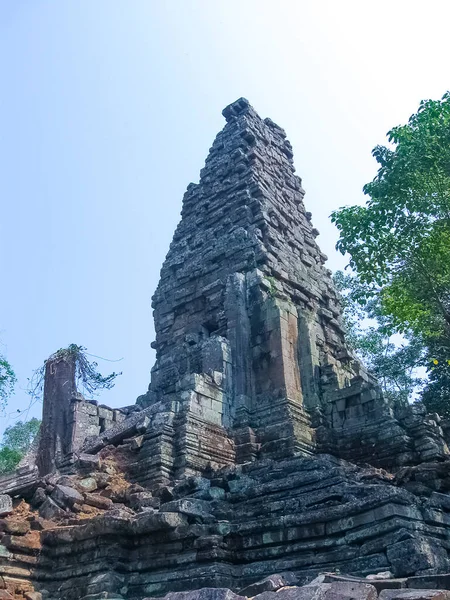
2 418 41 454
0 418 41 474
334 271 423 406
331 92 450 342
0 351 16 413
331 92 450 413
0 447 23 474
421 338 450 417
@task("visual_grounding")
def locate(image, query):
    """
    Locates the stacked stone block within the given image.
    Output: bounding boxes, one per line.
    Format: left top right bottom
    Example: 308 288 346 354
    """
6 455 450 600
70 398 126 454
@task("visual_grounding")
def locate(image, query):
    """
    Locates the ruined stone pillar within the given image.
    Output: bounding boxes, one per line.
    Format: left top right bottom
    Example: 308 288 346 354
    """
36 355 76 476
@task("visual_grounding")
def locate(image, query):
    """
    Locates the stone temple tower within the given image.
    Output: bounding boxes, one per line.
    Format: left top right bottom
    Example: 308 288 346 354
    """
134 98 447 484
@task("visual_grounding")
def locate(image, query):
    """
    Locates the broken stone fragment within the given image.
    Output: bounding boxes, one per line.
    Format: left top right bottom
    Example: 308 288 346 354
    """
39 497 67 520
153 486 174 503
43 473 58 486
93 472 111 489
105 506 135 519
306 575 328 586
253 582 377 600
103 486 128 503
407 576 450 590
324 582 378 600
366 572 394 580
29 516 52 531
158 589 245 600
159 498 214 522
30 487 47 508
51 484 84 509
3 518 30 535
172 476 211 500
76 477 98 493
379 592 450 600
83 493 113 510
56 475 74 487
102 462 117 475
386 538 449 577
77 453 100 469
79 570 125 596
128 491 160 511
238 573 298 597
130 434 144 450
24 592 43 600
131 510 187 534
207 486 226 500
321 574 405 595
0 545 12 559
2 533 41 555
0 495 12 518
127 483 146 495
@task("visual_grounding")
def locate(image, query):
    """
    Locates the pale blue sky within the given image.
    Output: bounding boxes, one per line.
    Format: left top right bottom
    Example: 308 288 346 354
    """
1 1 449 434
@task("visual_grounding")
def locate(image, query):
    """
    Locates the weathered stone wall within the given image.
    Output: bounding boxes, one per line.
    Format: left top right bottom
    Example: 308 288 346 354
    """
70 398 126 455
2 454 450 600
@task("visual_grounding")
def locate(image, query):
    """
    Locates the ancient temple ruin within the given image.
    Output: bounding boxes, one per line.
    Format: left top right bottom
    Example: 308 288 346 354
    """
2 99 450 600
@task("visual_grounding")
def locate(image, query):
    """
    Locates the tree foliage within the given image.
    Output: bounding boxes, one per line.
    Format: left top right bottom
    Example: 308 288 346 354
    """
2 418 41 454
334 271 423 406
331 92 450 344
0 447 23 475
0 351 16 413
421 338 450 417
0 418 41 474
331 93 450 414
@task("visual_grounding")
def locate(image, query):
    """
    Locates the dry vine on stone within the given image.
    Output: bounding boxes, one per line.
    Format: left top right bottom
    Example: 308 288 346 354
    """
28 344 122 401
